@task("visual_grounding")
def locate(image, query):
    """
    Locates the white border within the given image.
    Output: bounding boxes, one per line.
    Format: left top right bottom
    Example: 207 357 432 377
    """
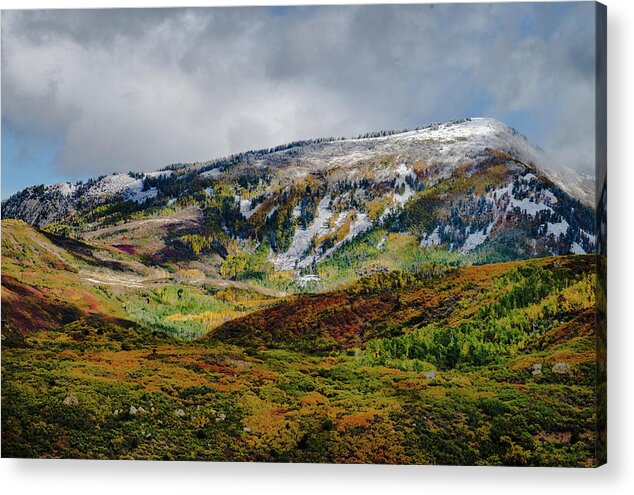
1 1 633 494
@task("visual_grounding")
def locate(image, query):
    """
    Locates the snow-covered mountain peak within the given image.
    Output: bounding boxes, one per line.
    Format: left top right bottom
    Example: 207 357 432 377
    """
2 118 593 234
238 118 546 186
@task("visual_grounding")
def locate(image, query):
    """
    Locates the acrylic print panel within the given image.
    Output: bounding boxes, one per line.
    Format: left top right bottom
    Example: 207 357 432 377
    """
0 1 606 466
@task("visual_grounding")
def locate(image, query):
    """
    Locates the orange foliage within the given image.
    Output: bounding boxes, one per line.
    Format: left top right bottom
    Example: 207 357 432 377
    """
337 409 379 431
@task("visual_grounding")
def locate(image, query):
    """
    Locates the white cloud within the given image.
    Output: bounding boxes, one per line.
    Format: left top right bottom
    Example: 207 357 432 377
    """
1 4 598 179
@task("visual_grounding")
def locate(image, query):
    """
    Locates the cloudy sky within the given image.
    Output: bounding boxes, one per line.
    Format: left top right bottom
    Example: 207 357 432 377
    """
1 2 597 198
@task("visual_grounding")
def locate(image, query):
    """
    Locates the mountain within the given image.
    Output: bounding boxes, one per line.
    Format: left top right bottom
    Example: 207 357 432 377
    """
2 119 595 287
1 118 603 465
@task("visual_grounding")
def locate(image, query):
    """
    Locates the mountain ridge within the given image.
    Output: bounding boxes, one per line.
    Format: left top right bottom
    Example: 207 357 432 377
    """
2 118 592 214
1 117 596 286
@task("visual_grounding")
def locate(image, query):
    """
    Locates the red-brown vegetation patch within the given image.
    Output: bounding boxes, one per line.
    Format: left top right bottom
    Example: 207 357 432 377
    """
113 244 136 255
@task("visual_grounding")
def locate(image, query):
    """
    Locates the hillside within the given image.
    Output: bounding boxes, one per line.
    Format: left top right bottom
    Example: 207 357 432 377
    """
210 255 595 355
2 118 597 292
1 118 602 465
0 219 282 341
2 251 600 465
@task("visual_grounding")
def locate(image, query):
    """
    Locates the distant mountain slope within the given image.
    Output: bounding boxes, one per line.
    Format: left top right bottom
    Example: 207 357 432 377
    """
2 118 596 281
0 219 136 335
0 219 284 341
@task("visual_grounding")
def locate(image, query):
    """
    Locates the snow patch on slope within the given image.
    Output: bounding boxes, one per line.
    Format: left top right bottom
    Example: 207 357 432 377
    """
547 219 570 238
393 184 414 206
272 196 333 271
420 226 441 248
570 242 586 254
144 171 173 179
129 187 158 203
235 195 260 219
541 189 558 205
319 212 372 261
272 198 373 271
511 197 552 216
397 118 543 172
52 183 78 197
83 174 141 201
200 168 222 179
461 223 495 253
489 182 553 217
580 229 596 244
81 174 158 204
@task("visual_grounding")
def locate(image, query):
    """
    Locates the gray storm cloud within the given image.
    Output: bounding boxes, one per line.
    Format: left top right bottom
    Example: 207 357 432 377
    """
1 3 597 178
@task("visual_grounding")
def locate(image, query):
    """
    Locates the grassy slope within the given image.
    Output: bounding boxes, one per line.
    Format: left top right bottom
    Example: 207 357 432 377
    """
2 220 599 465
1 220 282 340
1 220 132 337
